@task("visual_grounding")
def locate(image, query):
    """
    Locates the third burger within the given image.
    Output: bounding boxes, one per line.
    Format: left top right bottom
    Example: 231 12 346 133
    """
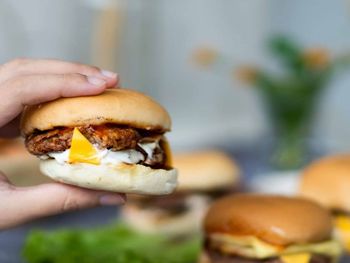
200 194 341 263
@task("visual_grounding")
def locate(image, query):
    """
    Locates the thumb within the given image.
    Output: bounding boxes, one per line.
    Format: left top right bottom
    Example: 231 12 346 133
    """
0 172 126 229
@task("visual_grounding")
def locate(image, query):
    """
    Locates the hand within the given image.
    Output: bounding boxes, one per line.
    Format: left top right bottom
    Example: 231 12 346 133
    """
0 58 126 229
0 58 119 137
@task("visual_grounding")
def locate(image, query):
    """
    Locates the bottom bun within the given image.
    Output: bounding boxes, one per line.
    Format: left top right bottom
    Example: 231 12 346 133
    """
39 160 178 195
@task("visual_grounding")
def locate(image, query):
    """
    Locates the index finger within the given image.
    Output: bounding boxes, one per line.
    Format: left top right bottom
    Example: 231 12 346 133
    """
0 58 119 87
0 73 108 127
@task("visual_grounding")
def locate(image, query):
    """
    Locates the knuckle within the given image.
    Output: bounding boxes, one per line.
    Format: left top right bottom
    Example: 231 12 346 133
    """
60 188 98 212
61 193 80 212
9 75 28 89
0 58 29 74
7 75 26 90
61 73 87 84
88 65 101 74
77 64 100 75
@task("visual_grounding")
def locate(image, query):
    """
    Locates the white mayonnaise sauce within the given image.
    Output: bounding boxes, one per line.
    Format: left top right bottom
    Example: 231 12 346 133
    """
45 142 158 165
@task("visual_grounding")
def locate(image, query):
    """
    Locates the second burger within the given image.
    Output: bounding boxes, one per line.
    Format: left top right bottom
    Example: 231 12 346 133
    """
122 150 240 237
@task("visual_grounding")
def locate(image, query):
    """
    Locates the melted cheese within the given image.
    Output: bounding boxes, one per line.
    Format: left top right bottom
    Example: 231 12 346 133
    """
281 253 311 263
334 215 350 251
46 131 167 167
161 138 172 167
335 215 350 232
68 128 100 165
47 134 160 166
209 234 341 260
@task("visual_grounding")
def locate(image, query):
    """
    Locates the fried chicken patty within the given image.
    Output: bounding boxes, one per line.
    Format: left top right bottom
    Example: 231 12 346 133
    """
25 125 141 155
205 248 332 263
25 125 168 168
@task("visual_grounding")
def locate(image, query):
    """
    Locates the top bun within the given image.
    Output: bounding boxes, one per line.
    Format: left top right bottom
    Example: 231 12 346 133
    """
299 154 350 212
173 150 240 191
204 194 333 246
21 89 171 136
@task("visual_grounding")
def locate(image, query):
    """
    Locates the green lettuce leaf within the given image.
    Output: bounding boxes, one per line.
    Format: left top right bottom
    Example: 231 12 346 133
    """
23 223 201 263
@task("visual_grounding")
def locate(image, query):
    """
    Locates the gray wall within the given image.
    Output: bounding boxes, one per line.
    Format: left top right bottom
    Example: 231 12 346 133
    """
1 0 350 151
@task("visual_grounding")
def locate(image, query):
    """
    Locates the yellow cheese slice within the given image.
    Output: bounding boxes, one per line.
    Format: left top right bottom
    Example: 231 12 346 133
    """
210 233 340 259
69 127 100 165
161 137 172 167
281 253 311 263
335 216 350 232
334 215 350 251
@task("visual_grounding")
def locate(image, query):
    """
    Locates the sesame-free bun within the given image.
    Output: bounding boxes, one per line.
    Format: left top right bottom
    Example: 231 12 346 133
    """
21 89 171 136
174 150 240 191
204 194 333 246
40 160 177 195
299 154 350 212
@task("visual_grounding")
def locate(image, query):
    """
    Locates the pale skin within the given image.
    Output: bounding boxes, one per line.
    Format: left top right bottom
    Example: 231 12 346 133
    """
0 58 126 229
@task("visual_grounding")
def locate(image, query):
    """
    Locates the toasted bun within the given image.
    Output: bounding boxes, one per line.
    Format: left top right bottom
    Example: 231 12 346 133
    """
39 160 177 195
300 154 350 212
204 194 333 246
21 89 171 136
173 150 240 191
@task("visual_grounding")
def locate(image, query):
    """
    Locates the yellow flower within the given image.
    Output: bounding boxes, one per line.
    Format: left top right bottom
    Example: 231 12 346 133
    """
235 66 258 84
303 48 330 69
191 47 218 68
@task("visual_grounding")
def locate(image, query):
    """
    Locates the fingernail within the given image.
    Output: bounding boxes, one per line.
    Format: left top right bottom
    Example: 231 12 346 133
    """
101 70 117 79
87 76 106 86
99 194 126 205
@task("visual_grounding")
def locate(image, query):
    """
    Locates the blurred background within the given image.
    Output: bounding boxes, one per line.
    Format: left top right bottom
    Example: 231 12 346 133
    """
0 0 350 150
2 0 350 262
1 0 350 152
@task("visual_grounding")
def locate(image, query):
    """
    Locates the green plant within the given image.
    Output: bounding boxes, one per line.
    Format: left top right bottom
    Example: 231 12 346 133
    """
238 35 350 169
23 223 201 263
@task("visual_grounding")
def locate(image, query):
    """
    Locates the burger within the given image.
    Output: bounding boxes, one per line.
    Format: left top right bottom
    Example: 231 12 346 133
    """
299 154 350 253
122 150 240 237
20 89 177 195
201 194 341 263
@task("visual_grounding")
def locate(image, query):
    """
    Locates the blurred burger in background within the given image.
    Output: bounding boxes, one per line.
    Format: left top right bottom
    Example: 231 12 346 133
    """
299 154 350 253
200 194 341 263
122 150 240 237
